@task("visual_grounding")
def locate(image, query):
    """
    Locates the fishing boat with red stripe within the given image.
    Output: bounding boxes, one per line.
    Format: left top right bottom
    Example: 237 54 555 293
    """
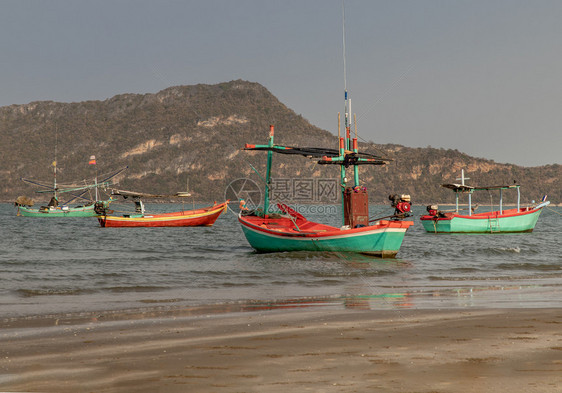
97 189 228 228
420 170 550 233
237 6 413 256
238 122 414 257
239 200 413 257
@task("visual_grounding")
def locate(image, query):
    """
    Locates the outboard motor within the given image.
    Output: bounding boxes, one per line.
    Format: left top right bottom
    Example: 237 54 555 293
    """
426 204 438 216
389 194 412 217
94 201 107 215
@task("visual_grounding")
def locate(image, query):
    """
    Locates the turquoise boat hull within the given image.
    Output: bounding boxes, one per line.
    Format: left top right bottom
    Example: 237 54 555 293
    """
420 206 546 234
239 215 413 257
17 202 108 218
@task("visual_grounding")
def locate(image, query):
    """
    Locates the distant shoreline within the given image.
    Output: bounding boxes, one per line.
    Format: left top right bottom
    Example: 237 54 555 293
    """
1 200 560 206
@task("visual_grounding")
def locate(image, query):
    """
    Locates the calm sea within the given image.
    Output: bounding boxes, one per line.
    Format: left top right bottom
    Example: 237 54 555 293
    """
1 203 561 319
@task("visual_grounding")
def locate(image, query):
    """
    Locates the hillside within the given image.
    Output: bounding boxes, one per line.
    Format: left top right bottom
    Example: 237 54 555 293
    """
1 80 560 206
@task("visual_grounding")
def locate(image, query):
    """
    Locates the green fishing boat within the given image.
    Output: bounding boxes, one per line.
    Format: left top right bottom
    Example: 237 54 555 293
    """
16 202 107 218
15 156 127 218
237 6 414 256
420 170 550 233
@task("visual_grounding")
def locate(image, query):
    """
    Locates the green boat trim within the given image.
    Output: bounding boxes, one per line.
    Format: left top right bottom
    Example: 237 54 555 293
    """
16 200 111 218
420 205 548 234
239 212 412 257
421 170 550 233
237 8 414 256
16 162 127 218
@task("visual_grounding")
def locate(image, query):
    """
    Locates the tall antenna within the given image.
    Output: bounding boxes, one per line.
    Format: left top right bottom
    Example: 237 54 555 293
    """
341 0 352 148
342 0 347 94
54 124 58 199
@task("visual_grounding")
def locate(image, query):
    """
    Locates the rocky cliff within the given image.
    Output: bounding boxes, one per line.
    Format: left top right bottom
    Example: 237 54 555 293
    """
1 80 559 206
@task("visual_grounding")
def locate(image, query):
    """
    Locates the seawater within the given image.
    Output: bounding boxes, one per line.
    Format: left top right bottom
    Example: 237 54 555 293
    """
1 203 561 319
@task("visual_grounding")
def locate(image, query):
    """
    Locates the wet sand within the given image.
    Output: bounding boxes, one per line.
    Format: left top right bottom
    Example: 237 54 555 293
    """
1 307 561 392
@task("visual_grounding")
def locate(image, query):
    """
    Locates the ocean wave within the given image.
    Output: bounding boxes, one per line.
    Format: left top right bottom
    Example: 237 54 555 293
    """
17 288 95 297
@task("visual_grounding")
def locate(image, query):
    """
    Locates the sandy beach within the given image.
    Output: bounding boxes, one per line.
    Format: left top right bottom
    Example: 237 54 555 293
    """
1 306 561 392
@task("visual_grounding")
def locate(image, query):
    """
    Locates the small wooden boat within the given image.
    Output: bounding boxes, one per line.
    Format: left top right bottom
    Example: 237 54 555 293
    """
15 159 127 218
420 170 550 233
97 189 228 227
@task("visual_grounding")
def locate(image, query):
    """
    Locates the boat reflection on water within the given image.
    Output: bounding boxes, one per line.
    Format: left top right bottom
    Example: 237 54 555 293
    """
234 284 549 313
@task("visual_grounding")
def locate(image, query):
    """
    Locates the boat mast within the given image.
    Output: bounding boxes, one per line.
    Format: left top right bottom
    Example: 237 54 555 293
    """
353 113 359 186
341 2 360 189
499 189 503 215
341 1 348 194
338 111 345 221
263 125 275 217
457 169 472 216
340 1 350 225
339 1 369 228
94 162 99 201
53 126 58 201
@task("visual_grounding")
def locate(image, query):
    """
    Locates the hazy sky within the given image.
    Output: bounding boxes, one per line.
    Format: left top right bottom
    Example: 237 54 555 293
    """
1 0 561 167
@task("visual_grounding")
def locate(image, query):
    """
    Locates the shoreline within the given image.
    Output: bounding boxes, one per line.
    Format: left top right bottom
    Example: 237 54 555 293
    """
3 281 562 329
1 306 561 392
3 200 562 206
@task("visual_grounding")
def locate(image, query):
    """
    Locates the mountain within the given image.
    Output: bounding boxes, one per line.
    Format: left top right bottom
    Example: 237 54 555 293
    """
1 80 560 206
